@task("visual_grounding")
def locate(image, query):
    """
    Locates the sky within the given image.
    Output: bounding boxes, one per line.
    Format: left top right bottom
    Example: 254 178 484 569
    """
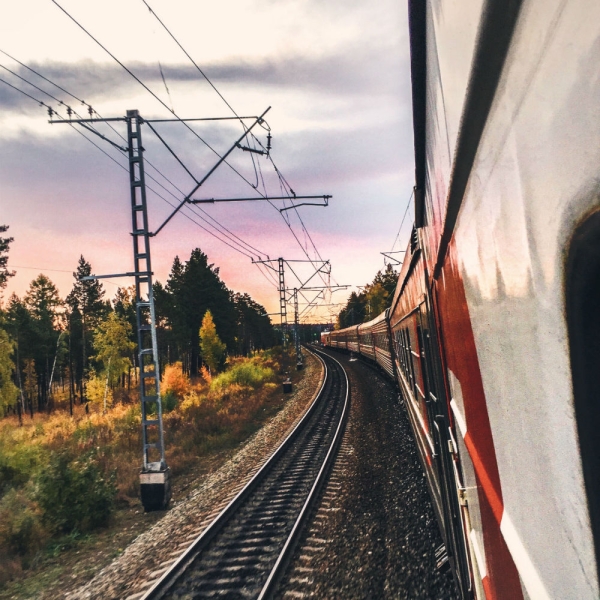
0 0 415 323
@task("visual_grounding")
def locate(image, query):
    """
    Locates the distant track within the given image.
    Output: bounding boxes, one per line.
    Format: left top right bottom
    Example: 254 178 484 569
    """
141 348 349 599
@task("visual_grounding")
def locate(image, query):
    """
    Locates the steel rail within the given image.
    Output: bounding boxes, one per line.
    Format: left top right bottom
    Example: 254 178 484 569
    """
257 347 350 599
141 347 347 599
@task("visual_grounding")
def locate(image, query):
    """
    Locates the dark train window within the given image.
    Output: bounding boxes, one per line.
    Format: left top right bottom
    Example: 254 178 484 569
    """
566 210 600 583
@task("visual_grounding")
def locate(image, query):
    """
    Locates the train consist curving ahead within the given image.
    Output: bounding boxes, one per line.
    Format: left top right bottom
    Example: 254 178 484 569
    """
324 2 600 599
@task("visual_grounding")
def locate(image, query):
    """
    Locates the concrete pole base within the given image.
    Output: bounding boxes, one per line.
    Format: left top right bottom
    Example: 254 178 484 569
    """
140 464 171 511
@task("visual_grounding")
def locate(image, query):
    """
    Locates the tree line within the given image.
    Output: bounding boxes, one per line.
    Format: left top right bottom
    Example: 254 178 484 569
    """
0 225 276 419
336 263 399 328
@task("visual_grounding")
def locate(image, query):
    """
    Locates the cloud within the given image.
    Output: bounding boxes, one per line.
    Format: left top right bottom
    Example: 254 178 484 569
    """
0 40 408 113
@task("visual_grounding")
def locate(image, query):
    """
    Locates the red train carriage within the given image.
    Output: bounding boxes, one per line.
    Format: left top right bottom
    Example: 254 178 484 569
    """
325 1 600 598
346 325 359 354
399 1 600 598
358 309 395 379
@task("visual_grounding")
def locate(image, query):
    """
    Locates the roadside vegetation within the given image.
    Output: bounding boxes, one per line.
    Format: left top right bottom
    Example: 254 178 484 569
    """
0 223 300 588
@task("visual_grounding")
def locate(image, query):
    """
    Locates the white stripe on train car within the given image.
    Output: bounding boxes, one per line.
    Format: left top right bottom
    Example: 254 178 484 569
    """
450 399 467 438
500 511 551 600
452 398 551 600
469 529 487 579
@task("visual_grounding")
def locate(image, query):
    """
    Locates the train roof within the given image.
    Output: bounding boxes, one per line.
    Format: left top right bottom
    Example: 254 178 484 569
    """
357 308 389 331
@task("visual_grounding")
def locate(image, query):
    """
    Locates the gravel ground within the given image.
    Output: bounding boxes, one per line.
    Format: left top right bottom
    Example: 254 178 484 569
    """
277 350 459 600
65 351 324 600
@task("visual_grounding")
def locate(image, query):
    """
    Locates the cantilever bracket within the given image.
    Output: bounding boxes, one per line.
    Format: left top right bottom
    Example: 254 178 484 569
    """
190 194 331 206
235 142 267 156
279 196 330 212
79 271 153 281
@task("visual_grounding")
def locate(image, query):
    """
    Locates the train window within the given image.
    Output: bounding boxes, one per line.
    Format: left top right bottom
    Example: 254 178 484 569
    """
400 329 409 376
566 210 600 581
406 328 415 388
417 324 429 397
397 329 407 377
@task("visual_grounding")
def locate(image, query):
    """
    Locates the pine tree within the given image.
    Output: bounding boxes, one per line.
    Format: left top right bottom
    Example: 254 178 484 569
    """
233 293 275 355
4 294 34 415
66 256 107 329
0 224 15 291
199 310 226 374
0 329 18 416
337 265 398 328
156 250 235 375
23 358 36 418
23 275 63 410
65 256 108 400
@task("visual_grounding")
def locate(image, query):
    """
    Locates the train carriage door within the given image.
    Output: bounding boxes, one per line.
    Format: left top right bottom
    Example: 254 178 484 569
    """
418 298 473 598
566 212 600 585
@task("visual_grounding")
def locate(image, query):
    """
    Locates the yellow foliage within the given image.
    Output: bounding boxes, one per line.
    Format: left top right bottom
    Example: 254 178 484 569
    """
199 310 226 373
200 365 212 384
161 362 190 398
86 374 113 409
180 390 203 411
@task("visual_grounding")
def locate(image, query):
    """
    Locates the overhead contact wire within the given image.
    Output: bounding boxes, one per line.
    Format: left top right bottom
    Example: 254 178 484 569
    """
139 0 334 299
50 0 266 196
1 52 266 260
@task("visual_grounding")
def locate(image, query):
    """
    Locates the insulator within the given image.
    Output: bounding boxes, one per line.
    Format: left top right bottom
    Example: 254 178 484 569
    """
47 106 53 119
267 132 272 153
88 104 93 117
67 106 72 119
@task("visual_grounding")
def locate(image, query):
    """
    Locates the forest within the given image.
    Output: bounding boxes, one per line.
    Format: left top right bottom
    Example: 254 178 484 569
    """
336 263 399 328
0 224 287 584
0 227 276 419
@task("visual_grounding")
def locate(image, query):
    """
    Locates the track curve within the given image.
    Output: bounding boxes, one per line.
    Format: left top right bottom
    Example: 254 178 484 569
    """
141 348 349 600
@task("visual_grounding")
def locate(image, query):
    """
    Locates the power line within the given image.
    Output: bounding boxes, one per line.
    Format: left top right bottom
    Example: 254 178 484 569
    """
0 62 66 108
70 121 279 289
0 55 275 284
0 68 278 295
390 189 414 253
0 48 87 105
70 124 257 260
2 50 269 260
0 75 52 111
10 6 327 293
141 0 244 128
138 0 333 294
50 0 269 197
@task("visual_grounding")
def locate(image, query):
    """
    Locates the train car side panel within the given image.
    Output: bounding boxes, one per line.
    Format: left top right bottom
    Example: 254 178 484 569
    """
445 2 600 596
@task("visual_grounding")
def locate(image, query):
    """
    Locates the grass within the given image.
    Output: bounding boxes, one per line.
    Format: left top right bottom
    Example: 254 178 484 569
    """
0 347 298 590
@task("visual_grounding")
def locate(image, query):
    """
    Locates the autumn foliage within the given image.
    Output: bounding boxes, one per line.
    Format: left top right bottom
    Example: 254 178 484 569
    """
161 362 191 399
0 349 290 583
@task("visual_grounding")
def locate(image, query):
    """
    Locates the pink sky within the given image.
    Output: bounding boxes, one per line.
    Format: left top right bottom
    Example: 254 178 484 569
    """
0 0 415 322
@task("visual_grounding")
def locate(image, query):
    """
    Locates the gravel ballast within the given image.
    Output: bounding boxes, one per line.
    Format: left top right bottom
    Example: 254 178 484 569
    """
277 350 459 599
66 351 324 600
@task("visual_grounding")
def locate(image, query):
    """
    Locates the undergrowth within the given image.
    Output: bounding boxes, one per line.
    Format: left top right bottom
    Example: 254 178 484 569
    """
0 348 293 586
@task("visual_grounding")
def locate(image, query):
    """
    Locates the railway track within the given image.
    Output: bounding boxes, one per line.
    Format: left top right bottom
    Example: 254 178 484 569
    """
140 348 349 600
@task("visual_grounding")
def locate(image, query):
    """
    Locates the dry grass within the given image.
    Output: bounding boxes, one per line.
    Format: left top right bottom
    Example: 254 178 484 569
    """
0 349 293 586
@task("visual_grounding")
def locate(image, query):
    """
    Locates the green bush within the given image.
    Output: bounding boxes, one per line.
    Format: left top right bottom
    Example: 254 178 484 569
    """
0 444 43 495
211 361 274 390
161 390 178 413
0 488 47 558
35 450 116 534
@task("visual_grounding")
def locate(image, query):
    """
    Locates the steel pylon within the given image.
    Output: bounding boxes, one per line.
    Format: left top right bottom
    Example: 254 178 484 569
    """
127 109 171 511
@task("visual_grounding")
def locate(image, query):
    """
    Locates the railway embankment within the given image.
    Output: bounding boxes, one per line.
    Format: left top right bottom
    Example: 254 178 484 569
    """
0 350 323 600
277 350 458 599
